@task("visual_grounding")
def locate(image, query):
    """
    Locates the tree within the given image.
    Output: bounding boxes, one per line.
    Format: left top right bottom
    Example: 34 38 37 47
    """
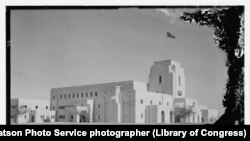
43 117 51 123
180 7 244 124
175 105 195 123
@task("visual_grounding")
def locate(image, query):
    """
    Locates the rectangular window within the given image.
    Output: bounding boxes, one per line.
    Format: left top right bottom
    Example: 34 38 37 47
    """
179 76 181 85
159 76 162 84
77 93 79 98
59 106 65 109
64 94 66 99
81 93 83 98
95 92 98 97
60 95 62 99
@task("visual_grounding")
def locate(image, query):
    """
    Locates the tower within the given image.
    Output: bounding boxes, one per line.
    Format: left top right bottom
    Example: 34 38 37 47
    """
148 60 185 99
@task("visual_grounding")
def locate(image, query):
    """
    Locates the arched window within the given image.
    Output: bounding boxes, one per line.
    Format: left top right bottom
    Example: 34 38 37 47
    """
161 111 165 123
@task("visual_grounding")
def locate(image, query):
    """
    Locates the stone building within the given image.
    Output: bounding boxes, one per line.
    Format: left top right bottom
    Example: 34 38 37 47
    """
50 59 217 124
11 98 55 124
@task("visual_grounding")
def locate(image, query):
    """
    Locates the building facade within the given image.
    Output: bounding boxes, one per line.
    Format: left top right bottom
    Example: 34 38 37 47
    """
50 59 218 124
11 98 55 124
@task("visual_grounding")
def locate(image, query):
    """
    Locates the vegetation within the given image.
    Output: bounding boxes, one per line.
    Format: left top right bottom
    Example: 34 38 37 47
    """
180 7 244 124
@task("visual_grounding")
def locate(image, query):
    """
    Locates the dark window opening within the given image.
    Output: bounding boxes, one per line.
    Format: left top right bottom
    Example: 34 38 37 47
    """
159 75 162 84
179 76 181 85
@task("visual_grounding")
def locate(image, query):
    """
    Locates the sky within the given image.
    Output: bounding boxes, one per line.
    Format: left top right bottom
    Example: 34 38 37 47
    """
10 8 228 112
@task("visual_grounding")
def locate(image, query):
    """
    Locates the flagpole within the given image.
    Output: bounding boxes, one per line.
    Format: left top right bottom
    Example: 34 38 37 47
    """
166 31 176 60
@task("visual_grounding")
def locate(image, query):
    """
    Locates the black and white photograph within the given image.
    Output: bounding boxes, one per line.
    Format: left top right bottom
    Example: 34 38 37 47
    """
8 6 244 125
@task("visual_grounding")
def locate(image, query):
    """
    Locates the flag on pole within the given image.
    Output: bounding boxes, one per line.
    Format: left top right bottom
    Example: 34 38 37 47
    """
167 32 176 39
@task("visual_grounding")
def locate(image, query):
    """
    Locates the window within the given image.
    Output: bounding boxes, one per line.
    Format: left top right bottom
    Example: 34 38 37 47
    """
167 102 169 106
159 101 161 105
162 90 164 93
60 95 62 99
35 106 38 109
86 93 88 97
81 93 84 98
95 92 98 97
157 91 158 93
53 96 55 100
150 100 153 105
53 106 55 110
46 106 48 110
73 93 75 98
159 76 162 84
179 76 181 85
24 115 26 118
59 106 65 109
141 113 143 118
90 92 93 97
64 94 66 99
77 93 79 98
98 104 100 108
68 94 71 98
59 115 65 119
98 115 100 119
141 99 143 104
